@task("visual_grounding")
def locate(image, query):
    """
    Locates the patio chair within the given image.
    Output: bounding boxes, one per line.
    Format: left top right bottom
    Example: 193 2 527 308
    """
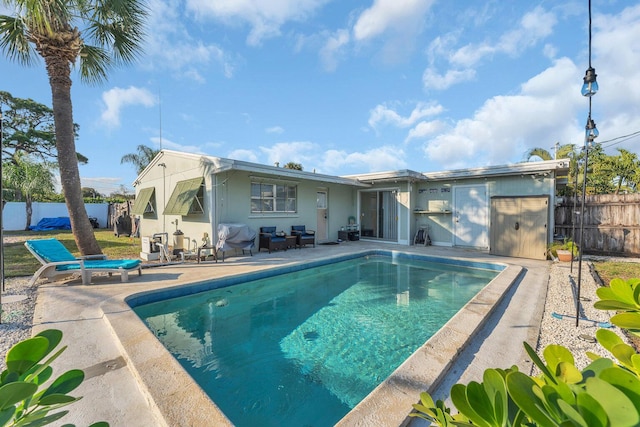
258 227 288 253
25 238 142 286
291 225 315 248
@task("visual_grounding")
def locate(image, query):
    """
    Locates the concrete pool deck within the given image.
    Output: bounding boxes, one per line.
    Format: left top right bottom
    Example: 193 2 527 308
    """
31 241 549 426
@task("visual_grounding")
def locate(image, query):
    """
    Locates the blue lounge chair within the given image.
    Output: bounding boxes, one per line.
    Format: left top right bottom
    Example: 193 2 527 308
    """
25 238 142 285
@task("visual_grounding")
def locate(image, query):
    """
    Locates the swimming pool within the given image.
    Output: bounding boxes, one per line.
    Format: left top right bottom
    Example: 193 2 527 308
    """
131 251 501 426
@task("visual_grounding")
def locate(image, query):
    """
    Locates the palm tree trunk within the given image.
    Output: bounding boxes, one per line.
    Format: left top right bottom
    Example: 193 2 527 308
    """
25 195 32 231
46 57 102 255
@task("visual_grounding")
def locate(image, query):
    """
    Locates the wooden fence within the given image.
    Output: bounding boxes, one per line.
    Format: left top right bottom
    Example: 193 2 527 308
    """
554 194 640 256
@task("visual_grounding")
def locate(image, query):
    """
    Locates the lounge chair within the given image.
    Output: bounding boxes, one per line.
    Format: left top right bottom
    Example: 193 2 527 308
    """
25 238 142 286
258 227 288 253
291 225 315 248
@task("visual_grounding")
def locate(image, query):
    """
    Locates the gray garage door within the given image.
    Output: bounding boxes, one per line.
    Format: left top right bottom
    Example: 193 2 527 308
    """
490 196 549 260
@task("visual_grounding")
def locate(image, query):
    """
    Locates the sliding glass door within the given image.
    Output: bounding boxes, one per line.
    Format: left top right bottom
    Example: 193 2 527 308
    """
359 190 398 241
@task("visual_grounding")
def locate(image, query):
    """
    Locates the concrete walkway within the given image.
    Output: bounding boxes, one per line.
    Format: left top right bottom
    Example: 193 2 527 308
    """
31 242 549 426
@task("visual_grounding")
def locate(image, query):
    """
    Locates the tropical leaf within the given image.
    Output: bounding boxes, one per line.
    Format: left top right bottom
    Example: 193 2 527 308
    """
5 337 49 376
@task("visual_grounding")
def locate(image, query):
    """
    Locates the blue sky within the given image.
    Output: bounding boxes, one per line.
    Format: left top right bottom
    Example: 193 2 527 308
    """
2 0 640 196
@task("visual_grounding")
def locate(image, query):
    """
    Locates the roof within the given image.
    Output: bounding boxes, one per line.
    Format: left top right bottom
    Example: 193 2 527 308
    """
135 149 370 188
135 150 570 187
344 159 570 183
421 159 570 181
341 169 428 183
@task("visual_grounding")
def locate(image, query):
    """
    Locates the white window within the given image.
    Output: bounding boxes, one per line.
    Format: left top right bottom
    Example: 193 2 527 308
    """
251 182 297 213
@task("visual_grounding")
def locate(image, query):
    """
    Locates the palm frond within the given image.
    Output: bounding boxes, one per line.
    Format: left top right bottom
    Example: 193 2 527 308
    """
81 0 147 64
525 147 552 161
77 43 111 85
0 15 37 65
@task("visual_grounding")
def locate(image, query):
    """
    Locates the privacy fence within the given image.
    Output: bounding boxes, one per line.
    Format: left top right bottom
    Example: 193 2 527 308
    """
554 194 640 256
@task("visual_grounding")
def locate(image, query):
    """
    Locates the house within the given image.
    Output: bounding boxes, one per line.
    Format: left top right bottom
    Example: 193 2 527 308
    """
132 149 568 260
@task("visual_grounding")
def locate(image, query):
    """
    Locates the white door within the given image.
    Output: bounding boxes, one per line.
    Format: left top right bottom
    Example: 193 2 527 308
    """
453 184 488 248
316 190 328 242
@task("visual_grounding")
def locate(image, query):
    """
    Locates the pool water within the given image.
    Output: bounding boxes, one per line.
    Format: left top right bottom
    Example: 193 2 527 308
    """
134 255 498 426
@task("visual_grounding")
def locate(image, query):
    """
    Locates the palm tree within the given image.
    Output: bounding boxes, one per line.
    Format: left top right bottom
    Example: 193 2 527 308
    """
121 144 160 174
0 0 147 254
607 148 639 194
3 154 56 230
525 143 579 195
283 162 303 171
524 143 577 162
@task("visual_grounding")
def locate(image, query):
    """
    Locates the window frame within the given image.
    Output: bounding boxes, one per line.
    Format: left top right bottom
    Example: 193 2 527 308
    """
251 181 297 213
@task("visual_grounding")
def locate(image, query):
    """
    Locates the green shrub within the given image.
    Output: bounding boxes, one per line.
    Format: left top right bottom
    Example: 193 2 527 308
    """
411 277 640 427
547 238 579 259
0 329 108 427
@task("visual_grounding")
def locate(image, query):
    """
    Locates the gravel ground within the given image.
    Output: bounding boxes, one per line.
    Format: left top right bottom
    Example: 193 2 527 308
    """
0 276 38 372
535 257 636 371
1 256 637 375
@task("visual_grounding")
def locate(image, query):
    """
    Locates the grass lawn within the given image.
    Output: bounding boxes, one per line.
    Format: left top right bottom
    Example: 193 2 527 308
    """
591 260 640 286
3 229 141 277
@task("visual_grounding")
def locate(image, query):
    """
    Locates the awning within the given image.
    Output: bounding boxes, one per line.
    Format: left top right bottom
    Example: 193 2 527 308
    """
163 177 204 215
131 187 156 215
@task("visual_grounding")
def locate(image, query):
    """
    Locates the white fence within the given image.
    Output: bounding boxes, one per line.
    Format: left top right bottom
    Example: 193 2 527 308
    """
2 202 109 231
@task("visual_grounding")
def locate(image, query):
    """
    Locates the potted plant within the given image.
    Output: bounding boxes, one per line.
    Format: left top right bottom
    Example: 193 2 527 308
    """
549 239 579 262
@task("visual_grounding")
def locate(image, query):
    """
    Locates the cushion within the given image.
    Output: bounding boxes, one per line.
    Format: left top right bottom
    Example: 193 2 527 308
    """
275 231 286 237
56 259 141 271
26 239 76 262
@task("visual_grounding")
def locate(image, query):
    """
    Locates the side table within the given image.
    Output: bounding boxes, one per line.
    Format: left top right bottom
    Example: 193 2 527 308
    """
285 235 297 249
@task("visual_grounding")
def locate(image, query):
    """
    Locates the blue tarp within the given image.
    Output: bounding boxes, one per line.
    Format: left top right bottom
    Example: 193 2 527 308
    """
29 217 72 231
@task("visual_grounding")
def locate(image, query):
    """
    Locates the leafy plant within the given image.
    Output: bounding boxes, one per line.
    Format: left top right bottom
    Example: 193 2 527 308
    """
411 277 640 427
548 238 579 259
594 278 640 337
0 329 108 427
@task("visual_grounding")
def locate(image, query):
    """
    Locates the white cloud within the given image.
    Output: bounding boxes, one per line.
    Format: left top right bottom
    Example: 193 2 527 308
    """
266 126 284 134
352 0 433 42
100 87 156 128
422 58 583 168
422 68 476 91
424 6 558 93
319 29 350 72
589 4 640 153
450 6 557 68
259 141 317 168
149 137 206 154
368 102 444 129
143 0 236 80
352 0 435 64
185 0 331 46
405 120 447 142
227 149 259 163
321 146 407 173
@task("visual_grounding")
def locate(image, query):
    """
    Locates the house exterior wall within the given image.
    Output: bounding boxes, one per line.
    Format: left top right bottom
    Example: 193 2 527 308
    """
135 152 359 249
414 174 556 247
212 170 355 241
135 153 215 250
133 151 563 257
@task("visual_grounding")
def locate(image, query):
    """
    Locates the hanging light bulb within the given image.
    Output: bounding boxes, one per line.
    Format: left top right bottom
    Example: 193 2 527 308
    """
581 67 598 97
585 116 599 143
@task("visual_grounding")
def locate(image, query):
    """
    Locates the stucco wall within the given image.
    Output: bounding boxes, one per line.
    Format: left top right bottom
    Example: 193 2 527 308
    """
135 153 358 248
414 174 557 246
